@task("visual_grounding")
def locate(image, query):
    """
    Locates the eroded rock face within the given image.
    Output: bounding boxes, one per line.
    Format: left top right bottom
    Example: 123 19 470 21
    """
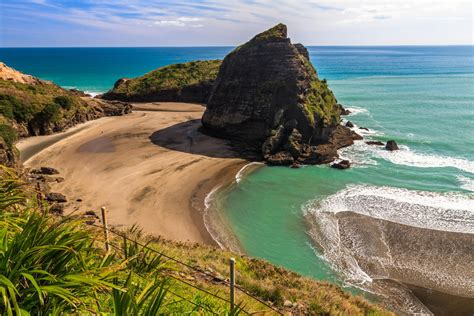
202 24 360 165
0 137 18 167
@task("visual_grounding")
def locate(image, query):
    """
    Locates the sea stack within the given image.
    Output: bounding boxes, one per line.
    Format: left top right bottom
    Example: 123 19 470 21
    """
202 24 361 165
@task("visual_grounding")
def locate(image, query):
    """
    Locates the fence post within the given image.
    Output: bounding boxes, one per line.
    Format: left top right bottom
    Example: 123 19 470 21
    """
229 257 235 312
100 206 110 252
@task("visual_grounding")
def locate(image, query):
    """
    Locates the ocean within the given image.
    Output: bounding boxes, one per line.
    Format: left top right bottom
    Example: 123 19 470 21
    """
1 46 473 313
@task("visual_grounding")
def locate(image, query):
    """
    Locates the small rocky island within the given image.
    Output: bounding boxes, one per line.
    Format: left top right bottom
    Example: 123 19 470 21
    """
102 24 362 166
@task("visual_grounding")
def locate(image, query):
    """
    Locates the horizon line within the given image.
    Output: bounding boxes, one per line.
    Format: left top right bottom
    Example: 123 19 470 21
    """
1 44 473 49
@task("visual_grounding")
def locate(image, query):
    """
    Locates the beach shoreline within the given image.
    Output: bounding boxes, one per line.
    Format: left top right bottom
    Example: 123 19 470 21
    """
19 102 247 246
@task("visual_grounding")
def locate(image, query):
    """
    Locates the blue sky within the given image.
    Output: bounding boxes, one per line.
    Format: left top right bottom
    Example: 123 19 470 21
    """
1 0 472 47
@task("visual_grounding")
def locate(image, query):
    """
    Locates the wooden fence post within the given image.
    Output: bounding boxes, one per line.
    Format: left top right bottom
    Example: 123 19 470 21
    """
229 257 235 312
100 206 110 252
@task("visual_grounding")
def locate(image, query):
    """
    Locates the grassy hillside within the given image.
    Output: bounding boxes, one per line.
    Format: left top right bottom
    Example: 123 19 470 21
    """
0 64 130 166
0 166 391 315
101 60 222 103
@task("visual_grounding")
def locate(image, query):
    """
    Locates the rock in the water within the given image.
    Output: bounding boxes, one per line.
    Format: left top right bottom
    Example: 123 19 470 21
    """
202 23 351 165
359 127 369 131
46 192 67 203
385 140 399 151
366 141 385 146
32 166 60 175
331 160 351 169
336 104 351 115
345 121 354 128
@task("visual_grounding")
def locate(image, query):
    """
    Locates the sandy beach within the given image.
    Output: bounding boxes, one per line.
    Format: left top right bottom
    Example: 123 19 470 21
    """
18 102 246 245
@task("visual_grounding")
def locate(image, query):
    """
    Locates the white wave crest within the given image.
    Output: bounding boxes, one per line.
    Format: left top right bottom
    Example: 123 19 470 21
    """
458 175 474 192
85 91 100 97
235 162 264 183
378 146 474 174
202 185 227 249
339 139 474 174
346 106 369 115
304 185 474 234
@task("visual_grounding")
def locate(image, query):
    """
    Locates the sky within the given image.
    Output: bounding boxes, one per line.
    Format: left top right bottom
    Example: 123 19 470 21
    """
0 0 473 47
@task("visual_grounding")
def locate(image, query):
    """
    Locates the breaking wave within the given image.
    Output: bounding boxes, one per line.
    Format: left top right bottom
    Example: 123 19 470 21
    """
304 185 474 234
458 175 474 192
303 185 474 313
235 162 264 183
346 106 369 116
339 138 474 174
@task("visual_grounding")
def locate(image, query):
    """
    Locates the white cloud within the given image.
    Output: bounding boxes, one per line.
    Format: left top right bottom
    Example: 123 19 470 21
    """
154 16 204 28
2 0 472 46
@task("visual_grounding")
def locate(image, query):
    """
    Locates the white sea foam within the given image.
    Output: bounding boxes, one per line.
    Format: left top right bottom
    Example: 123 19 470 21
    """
339 137 474 174
85 91 100 97
235 162 264 183
338 140 378 167
458 175 474 192
377 145 474 174
346 106 369 116
304 184 474 234
202 185 226 249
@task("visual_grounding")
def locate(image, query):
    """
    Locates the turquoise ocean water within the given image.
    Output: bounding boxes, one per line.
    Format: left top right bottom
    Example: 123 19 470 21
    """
1 46 473 308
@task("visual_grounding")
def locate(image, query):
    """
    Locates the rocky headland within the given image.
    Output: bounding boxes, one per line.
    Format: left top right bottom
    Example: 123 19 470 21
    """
0 62 132 167
100 60 221 103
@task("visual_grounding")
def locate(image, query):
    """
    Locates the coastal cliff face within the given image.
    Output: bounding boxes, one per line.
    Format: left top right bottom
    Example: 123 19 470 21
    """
100 60 221 103
202 24 361 165
0 62 131 166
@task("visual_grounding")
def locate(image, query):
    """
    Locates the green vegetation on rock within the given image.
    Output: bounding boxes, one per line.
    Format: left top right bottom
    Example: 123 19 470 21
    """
298 54 340 127
0 65 131 166
250 23 287 42
0 80 84 132
105 60 222 102
0 124 17 148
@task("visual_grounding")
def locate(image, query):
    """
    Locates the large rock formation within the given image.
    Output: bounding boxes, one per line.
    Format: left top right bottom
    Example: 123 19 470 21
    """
100 60 222 103
202 24 361 165
0 63 132 166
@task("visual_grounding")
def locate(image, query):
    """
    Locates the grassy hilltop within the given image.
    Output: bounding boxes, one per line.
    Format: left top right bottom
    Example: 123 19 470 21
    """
101 60 222 103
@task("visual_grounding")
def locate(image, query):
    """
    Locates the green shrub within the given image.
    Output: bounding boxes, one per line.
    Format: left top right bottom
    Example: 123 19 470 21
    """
36 103 61 124
0 94 36 123
0 124 17 148
54 95 73 110
0 94 18 120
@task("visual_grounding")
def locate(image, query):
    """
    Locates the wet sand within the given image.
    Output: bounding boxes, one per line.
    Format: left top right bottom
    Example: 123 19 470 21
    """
308 210 474 314
20 102 246 245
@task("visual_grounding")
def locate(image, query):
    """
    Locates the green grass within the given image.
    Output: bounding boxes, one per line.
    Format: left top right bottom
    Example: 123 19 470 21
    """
111 60 222 97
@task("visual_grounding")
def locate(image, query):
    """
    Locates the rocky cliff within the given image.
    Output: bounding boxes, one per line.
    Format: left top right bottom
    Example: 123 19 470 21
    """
0 62 132 166
100 60 221 103
202 24 361 165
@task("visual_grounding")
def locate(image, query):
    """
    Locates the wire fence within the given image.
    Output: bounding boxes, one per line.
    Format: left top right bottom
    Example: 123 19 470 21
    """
89 218 283 315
